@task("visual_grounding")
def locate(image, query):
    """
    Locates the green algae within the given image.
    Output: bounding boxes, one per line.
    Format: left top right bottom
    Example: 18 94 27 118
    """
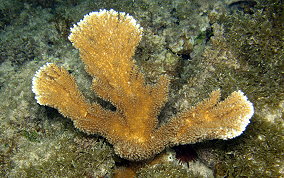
16 135 114 177
22 130 41 143
213 115 284 177
137 163 203 178
215 0 283 108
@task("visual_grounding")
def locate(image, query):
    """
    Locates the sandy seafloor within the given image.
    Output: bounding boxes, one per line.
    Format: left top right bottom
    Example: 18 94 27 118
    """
0 0 283 177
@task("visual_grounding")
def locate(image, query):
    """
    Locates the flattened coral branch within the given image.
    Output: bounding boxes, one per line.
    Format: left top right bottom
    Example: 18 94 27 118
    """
164 90 254 145
32 9 254 161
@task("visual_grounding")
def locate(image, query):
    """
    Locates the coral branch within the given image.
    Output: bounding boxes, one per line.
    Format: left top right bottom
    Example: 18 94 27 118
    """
32 63 91 120
32 9 254 161
165 90 254 145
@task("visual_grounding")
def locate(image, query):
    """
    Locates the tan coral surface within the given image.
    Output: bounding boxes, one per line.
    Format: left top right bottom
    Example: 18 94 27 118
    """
32 9 254 161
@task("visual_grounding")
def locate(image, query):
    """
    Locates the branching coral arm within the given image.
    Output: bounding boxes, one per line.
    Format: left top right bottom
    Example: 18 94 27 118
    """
68 10 143 108
32 63 119 134
163 90 254 145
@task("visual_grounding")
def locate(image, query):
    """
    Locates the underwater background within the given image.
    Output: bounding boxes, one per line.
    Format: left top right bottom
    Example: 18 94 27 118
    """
0 0 283 177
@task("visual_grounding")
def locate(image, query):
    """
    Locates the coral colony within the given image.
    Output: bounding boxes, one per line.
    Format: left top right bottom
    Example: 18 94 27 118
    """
32 9 254 161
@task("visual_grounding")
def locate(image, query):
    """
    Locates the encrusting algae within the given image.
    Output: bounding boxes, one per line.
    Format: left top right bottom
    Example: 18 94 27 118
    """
32 9 254 161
